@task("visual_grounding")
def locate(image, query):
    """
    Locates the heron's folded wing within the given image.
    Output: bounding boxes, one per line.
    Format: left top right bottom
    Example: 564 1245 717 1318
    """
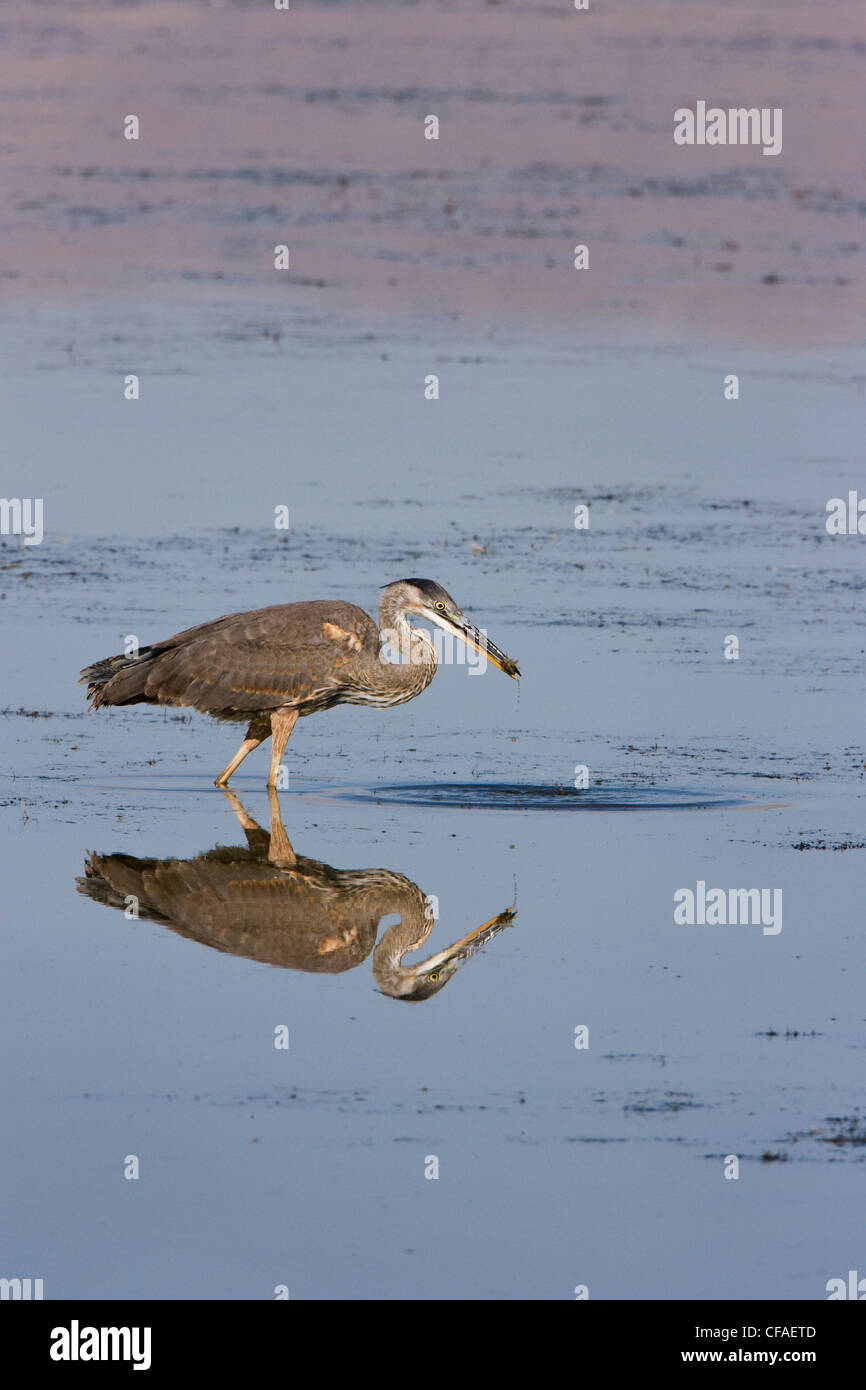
142 602 380 712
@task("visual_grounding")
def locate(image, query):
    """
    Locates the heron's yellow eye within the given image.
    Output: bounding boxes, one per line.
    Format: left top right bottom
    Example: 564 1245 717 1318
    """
429 972 440 981
435 602 446 611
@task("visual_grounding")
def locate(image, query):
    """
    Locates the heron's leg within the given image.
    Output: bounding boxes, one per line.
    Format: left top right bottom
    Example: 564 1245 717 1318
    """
266 708 299 789
266 787 297 867
220 790 271 856
214 716 271 788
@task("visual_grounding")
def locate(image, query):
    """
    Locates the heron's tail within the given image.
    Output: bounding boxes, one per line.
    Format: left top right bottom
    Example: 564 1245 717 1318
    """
79 647 158 708
76 852 164 921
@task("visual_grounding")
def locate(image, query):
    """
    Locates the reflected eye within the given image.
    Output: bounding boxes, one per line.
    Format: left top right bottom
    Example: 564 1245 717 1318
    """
429 972 440 981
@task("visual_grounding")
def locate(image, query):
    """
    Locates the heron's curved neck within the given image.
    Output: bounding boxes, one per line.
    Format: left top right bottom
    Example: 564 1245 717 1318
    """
371 883 436 995
377 593 438 684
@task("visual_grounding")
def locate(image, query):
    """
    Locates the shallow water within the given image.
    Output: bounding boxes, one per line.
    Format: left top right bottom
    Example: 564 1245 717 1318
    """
3 0 864 346
1 0 864 1303
330 782 758 811
2 345 863 1297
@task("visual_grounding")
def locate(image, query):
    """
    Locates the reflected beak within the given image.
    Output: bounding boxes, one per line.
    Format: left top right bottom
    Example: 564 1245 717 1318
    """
453 619 521 679
417 908 516 975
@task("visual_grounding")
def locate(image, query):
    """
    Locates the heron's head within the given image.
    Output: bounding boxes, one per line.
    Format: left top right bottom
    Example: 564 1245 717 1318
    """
380 578 520 679
382 908 517 1001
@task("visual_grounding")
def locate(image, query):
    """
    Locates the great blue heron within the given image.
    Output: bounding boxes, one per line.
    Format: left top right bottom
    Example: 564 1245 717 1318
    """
79 578 519 786
76 790 515 1000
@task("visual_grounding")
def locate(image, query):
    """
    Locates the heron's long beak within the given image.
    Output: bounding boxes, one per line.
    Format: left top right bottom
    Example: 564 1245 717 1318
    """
417 908 516 975
452 618 521 679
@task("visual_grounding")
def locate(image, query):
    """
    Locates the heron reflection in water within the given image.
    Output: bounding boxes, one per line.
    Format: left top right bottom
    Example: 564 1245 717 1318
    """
79 579 520 786
76 791 515 1001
